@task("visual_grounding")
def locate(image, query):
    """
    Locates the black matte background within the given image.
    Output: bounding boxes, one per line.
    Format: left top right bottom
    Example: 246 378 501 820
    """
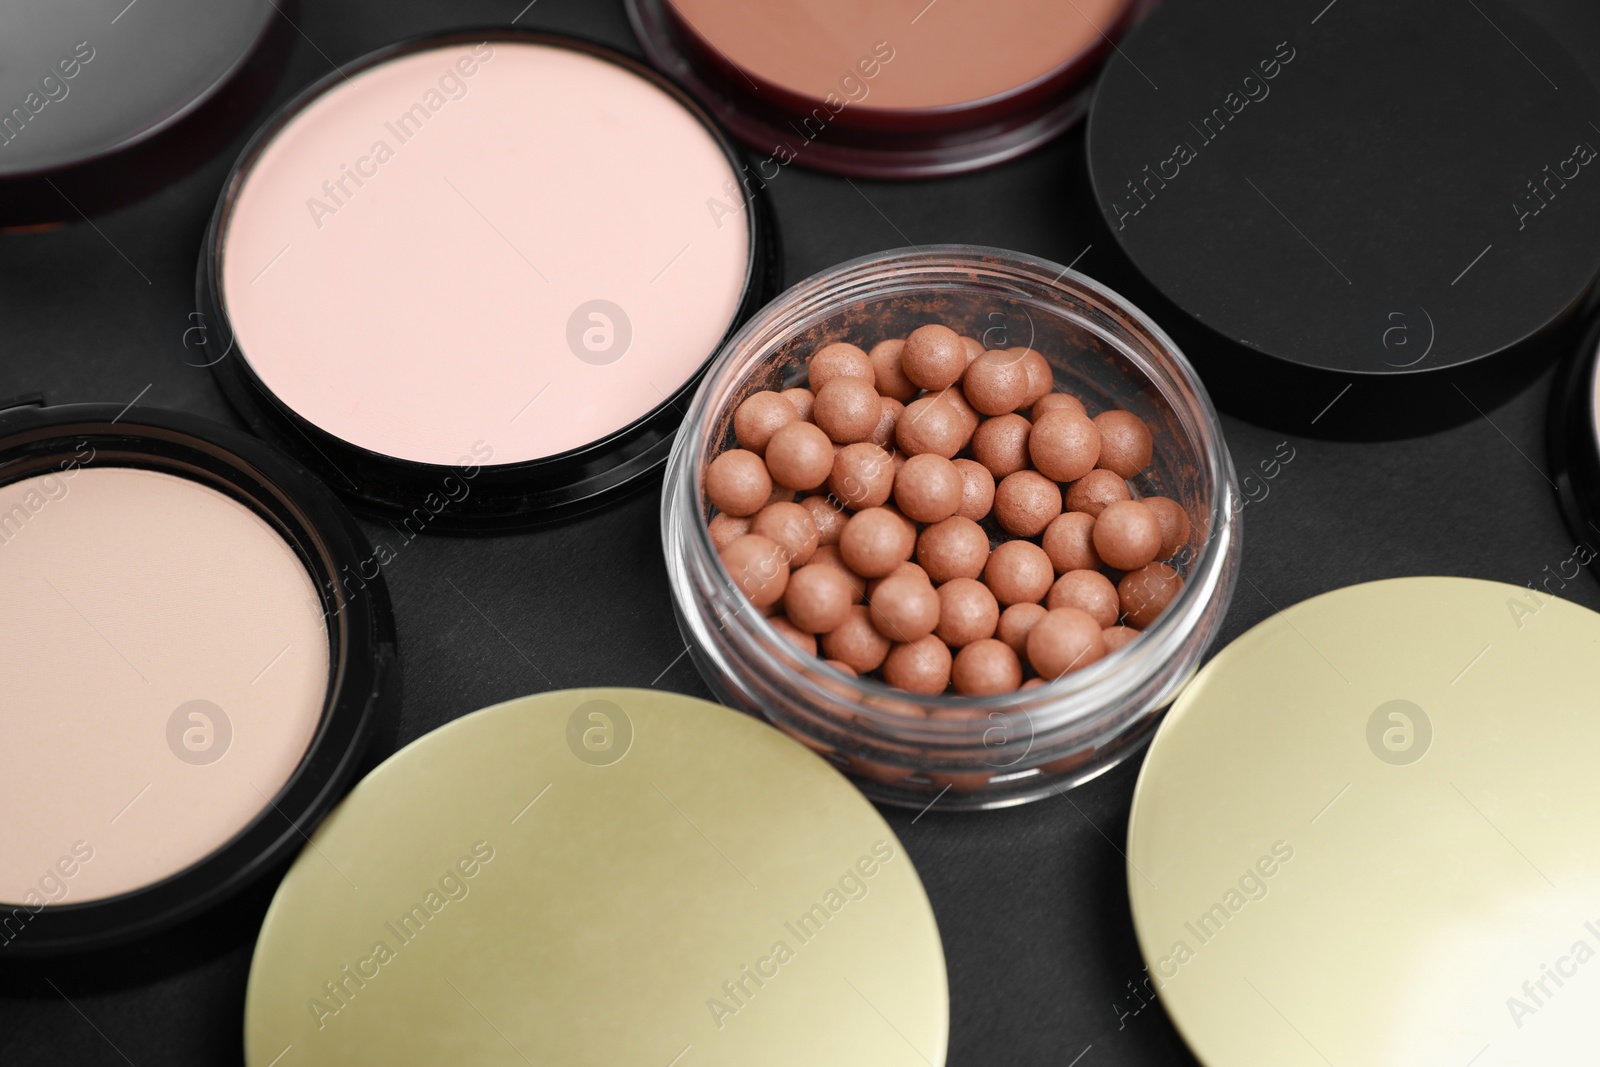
1 1 1597 1064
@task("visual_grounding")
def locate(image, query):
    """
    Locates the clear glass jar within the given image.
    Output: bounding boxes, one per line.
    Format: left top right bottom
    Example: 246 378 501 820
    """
661 246 1241 810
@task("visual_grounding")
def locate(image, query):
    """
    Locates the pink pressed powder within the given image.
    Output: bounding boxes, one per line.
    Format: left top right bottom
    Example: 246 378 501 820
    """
219 40 751 468
0 467 329 904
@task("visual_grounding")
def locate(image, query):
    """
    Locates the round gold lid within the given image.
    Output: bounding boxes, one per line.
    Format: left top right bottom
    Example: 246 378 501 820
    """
244 688 948 1065
1128 577 1600 1066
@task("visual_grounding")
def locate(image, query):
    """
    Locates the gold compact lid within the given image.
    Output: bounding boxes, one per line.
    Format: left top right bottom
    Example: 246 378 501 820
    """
244 688 947 1066
1127 577 1600 1066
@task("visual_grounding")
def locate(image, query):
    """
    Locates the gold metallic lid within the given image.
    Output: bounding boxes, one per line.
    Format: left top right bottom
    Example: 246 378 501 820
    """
244 688 948 1066
1127 577 1600 1066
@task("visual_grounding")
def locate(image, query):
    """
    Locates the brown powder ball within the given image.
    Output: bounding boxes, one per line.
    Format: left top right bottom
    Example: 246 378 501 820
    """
901 323 968 390
883 634 954 695
783 563 857 633
1143 496 1192 559
1118 562 1183 629
781 387 815 421
828 442 895 509
820 605 892 673
1031 392 1087 422
916 516 991 583
1093 500 1163 570
952 639 1023 695
798 494 847 546
881 503 920 546
1026 607 1107 679
866 560 929 599
934 577 1000 647
1103 625 1141 653
719 534 789 608
708 513 751 552
808 341 874 391
1047 569 1120 628
763 421 834 490
894 453 964 524
869 338 920 402
750 501 820 566
952 458 996 521
941 387 981 437
994 470 1063 537
997 602 1049 659
925 768 996 794
706 449 772 516
961 336 985 364
868 574 941 643
1042 511 1101 573
813 377 882 444
1017 348 1055 406
768 616 818 656
1029 409 1102 483
961 349 1031 415
1064 468 1132 518
847 753 916 786
866 692 928 721
1094 409 1154 478
824 659 858 677
868 396 903 449
983 540 1055 606
971 413 1032 477
896 395 968 458
839 507 915 577
733 390 798 455
809 545 866 602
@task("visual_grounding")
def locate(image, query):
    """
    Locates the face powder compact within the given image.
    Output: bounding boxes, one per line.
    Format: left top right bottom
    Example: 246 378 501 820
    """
0 400 396 965
243 688 948 1065
199 30 777 529
1127 577 1600 1065
0 0 289 225
628 0 1149 178
1087 0 1600 438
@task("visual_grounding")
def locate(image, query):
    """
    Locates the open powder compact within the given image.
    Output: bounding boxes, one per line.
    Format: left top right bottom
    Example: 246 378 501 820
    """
629 0 1150 177
199 30 777 528
0 0 290 224
0 400 395 965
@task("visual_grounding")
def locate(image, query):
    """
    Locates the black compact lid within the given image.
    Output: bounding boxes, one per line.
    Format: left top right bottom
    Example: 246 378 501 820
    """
0 0 289 225
1087 0 1600 438
0 399 398 975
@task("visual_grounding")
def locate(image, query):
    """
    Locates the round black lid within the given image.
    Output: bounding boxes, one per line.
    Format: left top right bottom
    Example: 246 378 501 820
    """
0 0 286 224
1087 0 1600 438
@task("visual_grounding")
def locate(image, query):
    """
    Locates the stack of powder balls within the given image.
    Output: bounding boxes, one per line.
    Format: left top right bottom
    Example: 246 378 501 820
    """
704 324 1190 697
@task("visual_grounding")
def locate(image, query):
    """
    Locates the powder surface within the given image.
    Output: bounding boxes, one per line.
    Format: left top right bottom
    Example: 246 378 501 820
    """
666 0 1130 111
0 467 329 904
221 41 750 467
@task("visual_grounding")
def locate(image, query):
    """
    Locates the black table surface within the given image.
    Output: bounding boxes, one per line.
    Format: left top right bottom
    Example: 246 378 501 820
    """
3 1 1597 1063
